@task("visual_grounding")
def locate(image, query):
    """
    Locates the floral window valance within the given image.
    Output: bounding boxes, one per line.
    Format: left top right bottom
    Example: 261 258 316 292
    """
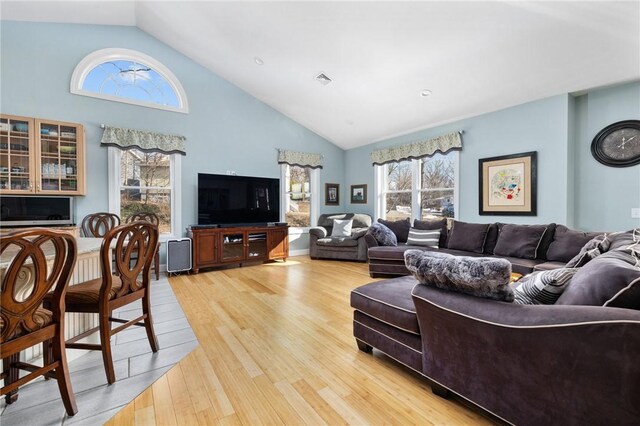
100 126 186 155
278 149 323 169
370 131 462 165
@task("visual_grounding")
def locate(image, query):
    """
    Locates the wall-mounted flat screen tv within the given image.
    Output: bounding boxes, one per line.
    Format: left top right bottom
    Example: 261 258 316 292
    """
198 173 280 226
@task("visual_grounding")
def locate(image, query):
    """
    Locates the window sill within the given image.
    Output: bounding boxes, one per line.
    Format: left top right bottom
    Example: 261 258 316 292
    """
288 227 311 235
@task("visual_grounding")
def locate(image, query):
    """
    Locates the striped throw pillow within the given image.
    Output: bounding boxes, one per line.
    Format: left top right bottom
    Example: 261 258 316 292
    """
406 228 440 248
513 268 579 305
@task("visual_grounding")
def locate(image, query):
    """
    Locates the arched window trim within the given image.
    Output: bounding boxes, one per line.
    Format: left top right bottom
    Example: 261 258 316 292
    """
70 48 189 114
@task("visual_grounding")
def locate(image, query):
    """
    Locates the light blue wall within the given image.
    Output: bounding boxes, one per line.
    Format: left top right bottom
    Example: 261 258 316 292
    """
0 21 345 253
345 84 640 232
573 81 640 231
345 95 572 225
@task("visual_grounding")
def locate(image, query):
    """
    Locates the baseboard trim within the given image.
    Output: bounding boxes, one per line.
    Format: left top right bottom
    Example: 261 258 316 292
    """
289 249 310 257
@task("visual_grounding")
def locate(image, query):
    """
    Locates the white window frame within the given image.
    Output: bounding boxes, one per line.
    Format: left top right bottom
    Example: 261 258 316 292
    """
280 164 320 232
71 48 189 114
374 152 459 222
108 147 182 239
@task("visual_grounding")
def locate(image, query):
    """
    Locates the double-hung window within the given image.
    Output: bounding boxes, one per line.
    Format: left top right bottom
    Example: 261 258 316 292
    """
108 147 182 237
281 164 319 229
375 152 458 221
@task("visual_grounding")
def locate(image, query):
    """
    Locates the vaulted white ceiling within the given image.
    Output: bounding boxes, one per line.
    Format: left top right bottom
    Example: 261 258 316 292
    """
3 1 639 149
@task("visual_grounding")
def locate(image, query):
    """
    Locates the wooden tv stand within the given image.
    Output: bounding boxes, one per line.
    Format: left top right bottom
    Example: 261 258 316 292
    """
187 225 289 273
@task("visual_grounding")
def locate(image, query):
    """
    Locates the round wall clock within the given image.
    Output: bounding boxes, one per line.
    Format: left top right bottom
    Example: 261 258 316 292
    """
591 120 640 167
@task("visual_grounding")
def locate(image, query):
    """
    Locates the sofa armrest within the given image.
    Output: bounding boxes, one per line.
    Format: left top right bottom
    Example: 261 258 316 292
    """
411 284 640 425
364 232 378 248
309 227 327 239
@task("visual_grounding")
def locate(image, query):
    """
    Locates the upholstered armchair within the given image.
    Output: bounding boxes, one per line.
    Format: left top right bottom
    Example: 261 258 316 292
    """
309 213 372 262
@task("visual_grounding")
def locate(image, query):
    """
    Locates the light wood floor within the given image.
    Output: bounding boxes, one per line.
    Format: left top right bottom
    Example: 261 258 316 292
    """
106 256 493 425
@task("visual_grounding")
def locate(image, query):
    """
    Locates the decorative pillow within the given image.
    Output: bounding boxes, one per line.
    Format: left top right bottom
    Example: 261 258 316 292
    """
446 221 490 253
331 219 353 237
378 218 411 243
404 249 513 302
368 223 397 247
556 251 640 308
483 223 500 254
513 268 579 305
350 228 369 239
406 228 440 248
607 229 640 251
565 234 610 268
605 277 640 310
546 225 603 263
413 218 448 247
493 224 548 259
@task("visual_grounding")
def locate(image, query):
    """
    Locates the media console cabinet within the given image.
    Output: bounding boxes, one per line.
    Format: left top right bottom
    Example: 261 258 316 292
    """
188 225 289 273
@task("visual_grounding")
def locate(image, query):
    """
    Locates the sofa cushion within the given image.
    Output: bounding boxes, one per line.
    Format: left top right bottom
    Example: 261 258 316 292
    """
316 237 358 247
493 224 548 259
379 218 411 243
493 256 545 275
546 225 603 263
414 218 448 247
406 228 440 248
608 229 640 251
447 221 490 253
331 219 353 237
556 251 640 308
533 261 566 271
368 223 397 246
513 268 579 305
350 276 420 334
483 223 500 254
565 234 610 268
405 250 514 302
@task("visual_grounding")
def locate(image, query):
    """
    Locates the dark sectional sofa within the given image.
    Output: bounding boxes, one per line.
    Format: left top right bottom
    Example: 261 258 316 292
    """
366 219 596 277
353 218 640 424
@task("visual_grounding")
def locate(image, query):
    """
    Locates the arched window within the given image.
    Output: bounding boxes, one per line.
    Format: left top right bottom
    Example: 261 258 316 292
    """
70 48 188 113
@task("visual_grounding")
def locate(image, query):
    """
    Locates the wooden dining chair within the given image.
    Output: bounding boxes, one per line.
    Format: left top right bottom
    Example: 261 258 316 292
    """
1 229 78 416
81 212 121 238
46 221 159 384
125 212 161 280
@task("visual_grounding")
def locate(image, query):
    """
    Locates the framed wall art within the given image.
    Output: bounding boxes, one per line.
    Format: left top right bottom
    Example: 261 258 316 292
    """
479 151 537 216
350 184 367 204
325 183 340 206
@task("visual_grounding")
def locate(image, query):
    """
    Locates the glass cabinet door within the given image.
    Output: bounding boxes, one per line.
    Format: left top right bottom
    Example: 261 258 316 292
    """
247 232 267 259
0 116 34 192
37 121 80 193
221 232 245 262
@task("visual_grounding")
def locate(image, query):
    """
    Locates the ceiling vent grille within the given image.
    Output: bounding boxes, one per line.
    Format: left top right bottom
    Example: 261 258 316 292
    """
315 73 333 86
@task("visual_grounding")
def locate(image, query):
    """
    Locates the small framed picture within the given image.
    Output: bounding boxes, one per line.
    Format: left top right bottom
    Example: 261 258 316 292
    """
325 183 340 206
350 184 367 204
479 151 537 215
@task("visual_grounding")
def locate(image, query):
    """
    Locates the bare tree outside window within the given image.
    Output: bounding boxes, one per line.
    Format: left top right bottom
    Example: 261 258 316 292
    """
385 161 412 220
284 165 311 227
380 153 456 221
120 149 172 233
421 154 455 219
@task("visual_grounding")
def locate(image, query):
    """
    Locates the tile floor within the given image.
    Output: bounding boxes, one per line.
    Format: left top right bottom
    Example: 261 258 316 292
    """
0 276 197 426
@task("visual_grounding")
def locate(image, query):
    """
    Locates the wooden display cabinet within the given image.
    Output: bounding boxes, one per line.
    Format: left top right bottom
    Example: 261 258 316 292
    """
0 114 85 195
188 225 289 273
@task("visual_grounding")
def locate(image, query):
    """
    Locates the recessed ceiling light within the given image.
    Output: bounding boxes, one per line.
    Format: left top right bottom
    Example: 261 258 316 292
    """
421 89 432 97
254 57 264 65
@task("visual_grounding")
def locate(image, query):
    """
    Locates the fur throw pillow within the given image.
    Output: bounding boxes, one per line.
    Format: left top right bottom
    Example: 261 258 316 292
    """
565 234 611 268
368 223 398 246
404 250 513 302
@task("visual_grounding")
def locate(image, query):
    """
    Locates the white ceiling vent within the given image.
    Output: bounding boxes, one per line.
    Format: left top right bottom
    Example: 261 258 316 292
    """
315 73 333 86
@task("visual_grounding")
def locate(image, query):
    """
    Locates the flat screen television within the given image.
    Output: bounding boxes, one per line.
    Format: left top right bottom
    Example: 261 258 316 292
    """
198 173 280 226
